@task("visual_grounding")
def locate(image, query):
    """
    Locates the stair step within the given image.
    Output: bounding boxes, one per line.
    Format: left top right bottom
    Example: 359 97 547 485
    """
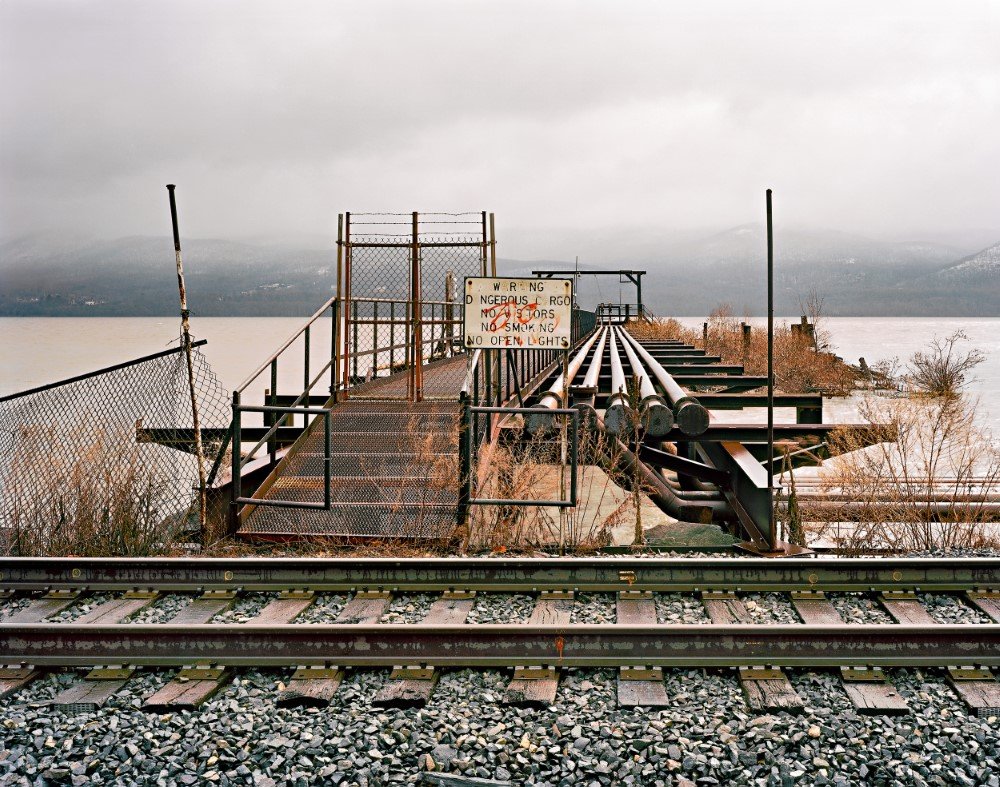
268 477 459 505
240 504 458 539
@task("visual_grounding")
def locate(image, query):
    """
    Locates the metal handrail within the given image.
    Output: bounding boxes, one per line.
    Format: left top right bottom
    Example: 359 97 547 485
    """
237 296 337 394
460 350 483 395
233 404 332 511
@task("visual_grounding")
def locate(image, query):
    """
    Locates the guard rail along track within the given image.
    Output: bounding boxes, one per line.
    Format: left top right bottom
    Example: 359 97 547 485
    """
1 557 999 714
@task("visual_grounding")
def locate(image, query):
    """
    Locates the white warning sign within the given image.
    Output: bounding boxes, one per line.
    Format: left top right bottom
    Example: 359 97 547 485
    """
464 277 573 349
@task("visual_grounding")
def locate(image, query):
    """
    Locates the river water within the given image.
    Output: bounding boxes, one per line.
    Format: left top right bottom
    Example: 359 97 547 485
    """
2 316 999 433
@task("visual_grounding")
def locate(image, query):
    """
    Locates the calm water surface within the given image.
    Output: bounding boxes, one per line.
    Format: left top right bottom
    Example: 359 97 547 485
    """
3 316 999 432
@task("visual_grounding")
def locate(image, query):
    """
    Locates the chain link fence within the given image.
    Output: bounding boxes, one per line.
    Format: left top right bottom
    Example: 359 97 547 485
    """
0 342 231 555
341 213 490 399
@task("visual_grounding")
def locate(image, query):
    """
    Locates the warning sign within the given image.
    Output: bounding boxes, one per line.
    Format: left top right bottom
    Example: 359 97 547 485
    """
464 277 573 349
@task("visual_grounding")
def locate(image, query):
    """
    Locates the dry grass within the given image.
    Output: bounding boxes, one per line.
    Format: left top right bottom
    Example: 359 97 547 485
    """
628 303 857 395
807 394 1000 552
3 426 181 556
466 416 649 553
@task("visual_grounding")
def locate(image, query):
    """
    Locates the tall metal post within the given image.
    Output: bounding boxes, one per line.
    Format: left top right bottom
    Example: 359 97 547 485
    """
766 188 776 551
333 213 343 400
342 212 352 400
411 211 423 401
489 213 497 276
166 184 207 534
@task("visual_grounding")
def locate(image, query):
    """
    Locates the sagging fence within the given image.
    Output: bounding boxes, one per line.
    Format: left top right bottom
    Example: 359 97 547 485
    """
0 342 231 555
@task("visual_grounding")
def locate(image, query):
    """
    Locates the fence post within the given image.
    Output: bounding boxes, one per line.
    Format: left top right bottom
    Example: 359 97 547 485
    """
230 390 242 533
458 392 472 527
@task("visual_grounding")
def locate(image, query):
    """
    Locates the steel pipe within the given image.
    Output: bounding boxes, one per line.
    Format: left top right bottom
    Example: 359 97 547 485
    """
526 327 604 433
604 329 636 435
616 327 673 436
619 329 710 436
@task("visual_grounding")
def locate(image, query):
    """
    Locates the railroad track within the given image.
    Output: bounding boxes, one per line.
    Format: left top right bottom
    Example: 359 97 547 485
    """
1 556 998 715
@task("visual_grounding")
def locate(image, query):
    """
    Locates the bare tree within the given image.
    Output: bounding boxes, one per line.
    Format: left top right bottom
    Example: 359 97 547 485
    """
906 330 986 397
797 288 831 353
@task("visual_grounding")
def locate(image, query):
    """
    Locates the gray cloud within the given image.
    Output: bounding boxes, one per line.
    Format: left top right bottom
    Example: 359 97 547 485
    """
1 0 998 258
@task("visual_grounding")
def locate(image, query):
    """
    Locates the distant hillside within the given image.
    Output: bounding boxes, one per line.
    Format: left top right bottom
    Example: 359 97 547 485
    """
1 229 997 317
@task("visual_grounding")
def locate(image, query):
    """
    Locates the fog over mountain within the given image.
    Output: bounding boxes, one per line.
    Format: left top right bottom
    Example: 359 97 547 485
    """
2 229 996 317
1 1 998 252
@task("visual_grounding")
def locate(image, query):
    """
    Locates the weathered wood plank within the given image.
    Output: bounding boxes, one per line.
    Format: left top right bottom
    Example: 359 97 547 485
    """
947 669 1000 718
702 593 803 713
840 668 909 715
790 592 843 625
966 592 1000 623
0 667 42 700
374 592 474 708
277 591 391 708
146 592 312 711
4 593 80 624
168 593 235 625
879 592 936 625
701 592 752 624
503 593 573 707
76 593 159 625
51 668 135 712
253 594 315 624
420 772 513 786
615 593 669 707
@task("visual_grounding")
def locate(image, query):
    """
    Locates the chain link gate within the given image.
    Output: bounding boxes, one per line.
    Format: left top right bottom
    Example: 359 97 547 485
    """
336 212 495 402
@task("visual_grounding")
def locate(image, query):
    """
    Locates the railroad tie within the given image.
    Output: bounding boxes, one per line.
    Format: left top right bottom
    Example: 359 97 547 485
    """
615 591 669 708
965 590 1000 623
790 591 908 715
502 591 573 707
3 589 81 624
373 590 476 709
144 590 314 712
701 591 804 713
277 590 392 708
141 591 238 712
878 591 937 625
0 591 81 699
50 590 159 712
880 590 1000 717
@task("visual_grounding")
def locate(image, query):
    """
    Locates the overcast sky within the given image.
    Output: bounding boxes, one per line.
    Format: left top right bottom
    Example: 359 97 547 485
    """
1 0 998 257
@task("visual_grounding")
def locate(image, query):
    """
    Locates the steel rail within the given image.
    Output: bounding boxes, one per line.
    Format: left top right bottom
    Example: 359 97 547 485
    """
1 623 997 668
1 558 997 593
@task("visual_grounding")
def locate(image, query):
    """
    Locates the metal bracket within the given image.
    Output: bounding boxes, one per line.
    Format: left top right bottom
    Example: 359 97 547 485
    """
540 590 574 600
279 589 315 600
841 666 886 682
948 666 994 682
389 666 435 681
619 666 662 681
43 589 81 600
355 590 392 599
442 590 476 600
618 590 653 600
790 590 827 600
291 666 342 680
0 667 35 680
738 667 784 681
85 666 135 680
200 590 237 600
512 666 557 681
177 665 227 681
124 590 159 599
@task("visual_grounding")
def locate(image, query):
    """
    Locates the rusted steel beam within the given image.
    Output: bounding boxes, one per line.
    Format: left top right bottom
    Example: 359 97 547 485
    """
1 557 996 593
1 623 997 668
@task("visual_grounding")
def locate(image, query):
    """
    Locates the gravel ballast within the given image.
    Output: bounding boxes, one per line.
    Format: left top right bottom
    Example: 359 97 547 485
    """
2 549 999 785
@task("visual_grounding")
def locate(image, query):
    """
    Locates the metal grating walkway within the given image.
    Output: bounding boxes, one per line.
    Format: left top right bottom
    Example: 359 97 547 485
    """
239 360 466 541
